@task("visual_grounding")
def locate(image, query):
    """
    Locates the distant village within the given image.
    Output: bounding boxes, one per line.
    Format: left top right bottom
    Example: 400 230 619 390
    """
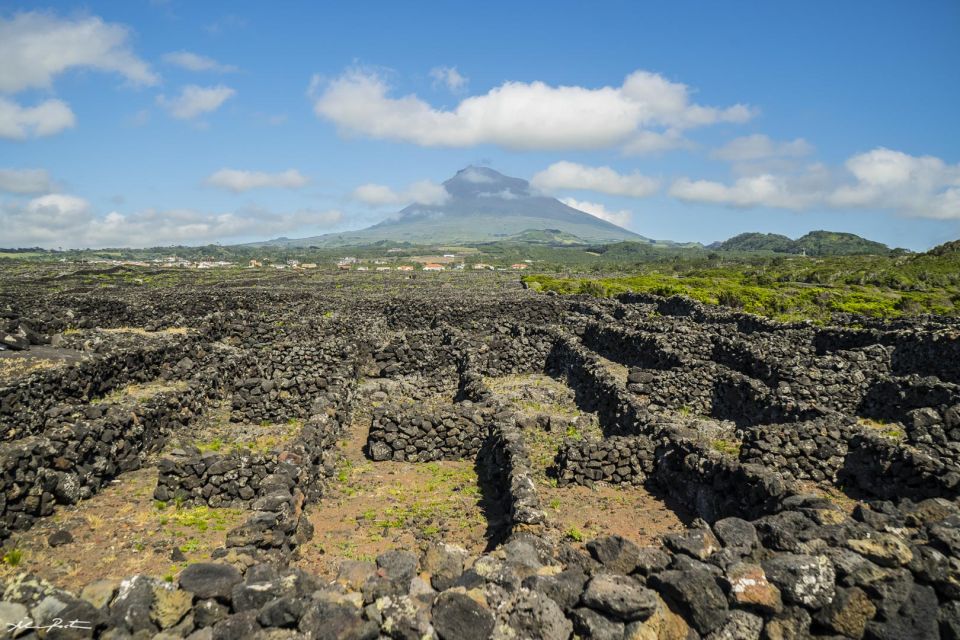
81 254 533 272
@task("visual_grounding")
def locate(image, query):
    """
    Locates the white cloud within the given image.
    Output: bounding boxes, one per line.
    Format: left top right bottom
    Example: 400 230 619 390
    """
670 147 960 219
27 193 89 215
310 68 754 151
205 169 309 193
479 189 520 200
827 148 960 217
0 169 53 194
560 197 632 227
352 180 450 207
712 134 813 162
1 194 343 248
531 161 660 198
157 85 235 119
162 51 237 73
0 97 76 140
622 129 692 155
0 12 157 94
429 66 468 92
460 167 495 183
670 174 816 209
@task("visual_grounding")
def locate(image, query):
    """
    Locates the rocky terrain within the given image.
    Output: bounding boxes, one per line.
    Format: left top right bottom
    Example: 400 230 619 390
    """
1 265 959 639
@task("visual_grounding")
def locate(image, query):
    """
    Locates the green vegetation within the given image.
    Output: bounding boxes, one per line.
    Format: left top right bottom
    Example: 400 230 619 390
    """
2 548 23 567
3 229 957 325
504 228 590 245
565 527 585 542
711 439 743 456
712 230 896 256
523 247 960 322
156 505 242 533
858 418 906 441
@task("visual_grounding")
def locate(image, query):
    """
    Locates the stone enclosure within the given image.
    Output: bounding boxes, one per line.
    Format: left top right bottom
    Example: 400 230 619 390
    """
1 267 960 639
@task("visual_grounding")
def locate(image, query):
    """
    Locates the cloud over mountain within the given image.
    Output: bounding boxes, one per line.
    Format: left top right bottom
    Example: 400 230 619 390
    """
532 161 660 198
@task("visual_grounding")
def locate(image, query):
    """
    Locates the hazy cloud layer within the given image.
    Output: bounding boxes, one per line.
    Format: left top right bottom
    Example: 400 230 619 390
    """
205 169 309 192
0 97 76 140
0 194 343 248
671 147 960 219
0 11 158 93
712 134 813 162
310 68 754 151
0 169 54 194
352 180 450 206
532 161 660 197
163 51 238 73
429 66 468 92
157 85 236 119
560 197 632 227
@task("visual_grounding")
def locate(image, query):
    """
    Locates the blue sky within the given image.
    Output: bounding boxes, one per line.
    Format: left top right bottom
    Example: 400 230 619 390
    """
1 1 958 249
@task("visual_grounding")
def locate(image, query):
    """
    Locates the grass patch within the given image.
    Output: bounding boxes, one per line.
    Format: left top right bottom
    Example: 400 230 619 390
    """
2 548 23 567
565 527 584 542
159 505 243 533
711 438 742 456
93 379 189 405
102 326 190 336
0 357 61 382
858 417 906 440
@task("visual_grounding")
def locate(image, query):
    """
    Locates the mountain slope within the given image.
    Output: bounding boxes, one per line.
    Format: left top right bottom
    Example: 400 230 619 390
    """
711 230 893 256
251 166 647 247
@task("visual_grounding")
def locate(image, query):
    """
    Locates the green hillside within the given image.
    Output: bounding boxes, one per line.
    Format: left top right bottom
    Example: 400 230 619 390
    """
713 230 894 256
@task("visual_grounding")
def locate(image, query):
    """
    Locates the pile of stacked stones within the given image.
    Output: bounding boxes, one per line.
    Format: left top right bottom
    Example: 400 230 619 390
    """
367 402 489 462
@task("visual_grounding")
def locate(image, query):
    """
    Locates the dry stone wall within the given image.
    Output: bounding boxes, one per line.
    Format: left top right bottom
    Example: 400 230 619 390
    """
3 272 960 638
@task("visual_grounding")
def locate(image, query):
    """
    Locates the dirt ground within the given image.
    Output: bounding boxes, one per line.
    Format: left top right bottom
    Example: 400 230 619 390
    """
489 373 691 547
0 399 295 592
0 466 247 592
162 401 301 456
295 406 502 579
0 345 84 382
590 353 631 386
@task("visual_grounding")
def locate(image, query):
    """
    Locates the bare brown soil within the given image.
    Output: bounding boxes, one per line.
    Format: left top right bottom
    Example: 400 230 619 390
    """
0 345 84 381
294 407 500 579
163 401 301 455
591 353 631 386
0 466 246 592
491 373 690 547
94 379 190 404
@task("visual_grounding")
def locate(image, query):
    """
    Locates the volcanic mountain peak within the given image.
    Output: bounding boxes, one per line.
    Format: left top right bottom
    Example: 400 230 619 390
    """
443 166 531 199
250 166 650 247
